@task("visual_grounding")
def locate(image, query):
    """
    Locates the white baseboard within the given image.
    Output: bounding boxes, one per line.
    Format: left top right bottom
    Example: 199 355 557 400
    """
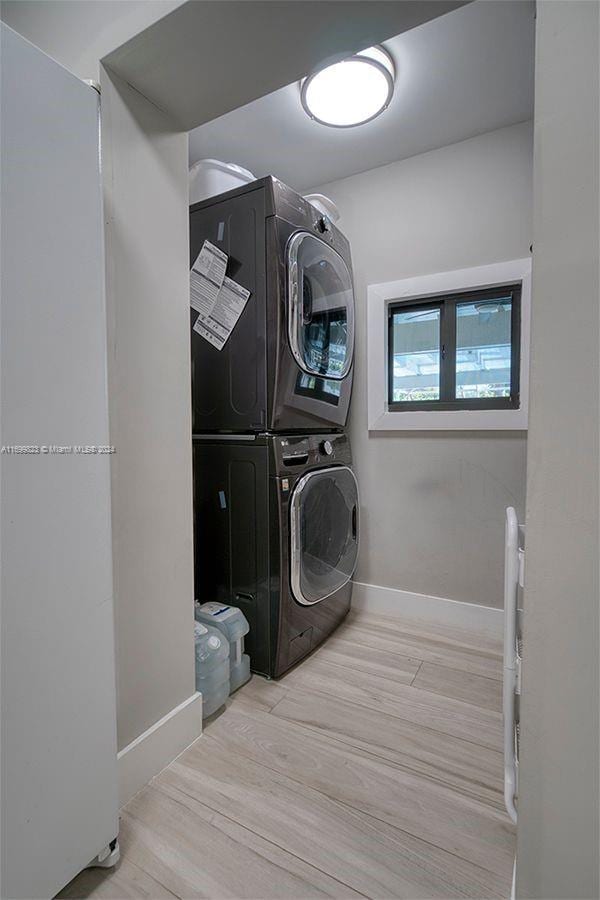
351 581 503 639
117 691 203 807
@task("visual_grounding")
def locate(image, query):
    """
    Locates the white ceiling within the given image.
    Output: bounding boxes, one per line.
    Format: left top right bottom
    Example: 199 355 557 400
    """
188 0 535 192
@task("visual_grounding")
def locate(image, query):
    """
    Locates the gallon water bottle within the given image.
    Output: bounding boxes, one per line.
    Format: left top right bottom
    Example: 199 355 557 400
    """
194 622 230 718
195 602 251 692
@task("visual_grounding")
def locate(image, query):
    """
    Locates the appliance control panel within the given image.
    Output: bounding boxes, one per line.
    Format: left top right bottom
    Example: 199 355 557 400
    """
315 215 332 235
270 177 348 253
275 433 351 472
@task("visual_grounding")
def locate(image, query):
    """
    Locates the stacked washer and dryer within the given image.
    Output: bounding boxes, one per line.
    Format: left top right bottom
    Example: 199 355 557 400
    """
190 176 359 678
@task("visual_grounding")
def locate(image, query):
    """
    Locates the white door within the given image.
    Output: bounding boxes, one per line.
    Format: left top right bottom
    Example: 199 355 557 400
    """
1 24 118 900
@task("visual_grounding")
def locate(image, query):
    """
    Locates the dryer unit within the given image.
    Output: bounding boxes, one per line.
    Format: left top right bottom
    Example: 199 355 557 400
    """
190 176 355 434
193 432 359 678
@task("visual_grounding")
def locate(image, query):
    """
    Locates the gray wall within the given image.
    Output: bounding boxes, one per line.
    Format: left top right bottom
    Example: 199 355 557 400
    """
315 122 532 608
1 0 195 756
0 1 183 79
1 26 118 896
516 2 599 897
100 67 195 751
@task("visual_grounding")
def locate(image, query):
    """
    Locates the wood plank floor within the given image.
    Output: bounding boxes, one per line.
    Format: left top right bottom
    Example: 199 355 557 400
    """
59 609 514 899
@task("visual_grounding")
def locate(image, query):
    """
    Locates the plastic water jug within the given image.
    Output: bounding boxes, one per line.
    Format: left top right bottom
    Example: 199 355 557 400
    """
194 622 230 718
195 602 251 692
189 159 255 205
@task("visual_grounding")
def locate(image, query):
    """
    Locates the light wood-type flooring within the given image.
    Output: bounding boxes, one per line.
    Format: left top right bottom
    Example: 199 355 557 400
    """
59 609 513 899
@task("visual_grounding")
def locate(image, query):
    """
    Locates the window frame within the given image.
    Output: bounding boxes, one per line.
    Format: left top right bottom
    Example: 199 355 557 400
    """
367 258 531 431
387 283 522 412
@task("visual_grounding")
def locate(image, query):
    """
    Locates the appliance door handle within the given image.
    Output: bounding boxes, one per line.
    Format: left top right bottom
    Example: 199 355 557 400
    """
352 504 358 541
302 274 313 325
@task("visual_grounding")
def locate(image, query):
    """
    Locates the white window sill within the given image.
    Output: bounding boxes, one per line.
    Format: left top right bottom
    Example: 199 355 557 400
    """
367 258 531 432
368 407 527 431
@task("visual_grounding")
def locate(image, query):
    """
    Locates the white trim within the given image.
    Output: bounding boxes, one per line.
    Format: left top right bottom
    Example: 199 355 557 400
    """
117 691 202 807
367 258 532 430
351 580 503 639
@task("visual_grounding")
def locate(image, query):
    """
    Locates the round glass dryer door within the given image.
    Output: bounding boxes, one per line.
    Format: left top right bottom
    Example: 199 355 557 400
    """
287 232 355 380
290 466 359 606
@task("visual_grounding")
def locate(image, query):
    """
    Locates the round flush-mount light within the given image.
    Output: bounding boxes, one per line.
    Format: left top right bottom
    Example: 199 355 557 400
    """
301 45 395 128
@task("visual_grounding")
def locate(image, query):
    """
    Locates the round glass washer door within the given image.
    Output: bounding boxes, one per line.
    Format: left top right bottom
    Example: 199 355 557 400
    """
287 232 355 380
290 466 359 606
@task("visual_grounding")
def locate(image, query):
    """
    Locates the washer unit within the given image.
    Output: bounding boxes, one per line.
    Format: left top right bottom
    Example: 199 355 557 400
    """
190 176 355 434
193 432 359 678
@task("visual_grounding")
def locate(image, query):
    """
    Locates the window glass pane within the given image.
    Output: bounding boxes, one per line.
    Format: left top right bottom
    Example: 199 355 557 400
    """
390 307 440 402
455 296 512 399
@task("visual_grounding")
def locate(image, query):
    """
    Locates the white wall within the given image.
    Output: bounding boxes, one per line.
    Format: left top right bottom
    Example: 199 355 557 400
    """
0 0 198 755
0 0 183 80
314 122 532 608
1 25 118 897
516 2 599 897
100 66 196 752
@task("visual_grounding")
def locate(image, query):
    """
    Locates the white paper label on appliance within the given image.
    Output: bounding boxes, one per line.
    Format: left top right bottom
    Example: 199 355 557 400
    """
192 239 227 289
193 276 251 351
190 239 228 316
190 270 219 316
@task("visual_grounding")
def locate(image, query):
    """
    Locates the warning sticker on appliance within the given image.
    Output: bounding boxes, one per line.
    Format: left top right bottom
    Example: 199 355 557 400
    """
193 276 251 351
191 271 219 316
190 240 228 317
192 240 227 290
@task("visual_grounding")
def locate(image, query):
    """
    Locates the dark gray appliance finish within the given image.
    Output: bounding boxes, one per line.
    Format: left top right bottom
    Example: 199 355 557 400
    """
193 432 359 678
189 176 355 434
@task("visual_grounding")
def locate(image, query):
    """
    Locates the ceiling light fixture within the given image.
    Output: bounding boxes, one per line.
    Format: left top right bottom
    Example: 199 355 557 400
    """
301 45 395 128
